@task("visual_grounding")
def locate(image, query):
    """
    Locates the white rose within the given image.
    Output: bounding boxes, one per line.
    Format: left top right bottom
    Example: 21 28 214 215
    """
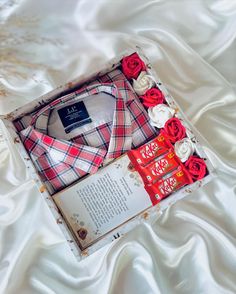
148 104 175 128
174 138 194 162
132 71 155 95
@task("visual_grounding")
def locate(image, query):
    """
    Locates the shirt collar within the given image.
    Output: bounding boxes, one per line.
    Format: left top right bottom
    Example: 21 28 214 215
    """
20 82 135 174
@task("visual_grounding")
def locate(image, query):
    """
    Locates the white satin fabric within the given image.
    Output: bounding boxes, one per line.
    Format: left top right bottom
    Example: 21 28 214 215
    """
0 0 236 293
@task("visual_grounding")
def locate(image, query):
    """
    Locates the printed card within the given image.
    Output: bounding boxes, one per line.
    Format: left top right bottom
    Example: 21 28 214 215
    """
53 155 152 249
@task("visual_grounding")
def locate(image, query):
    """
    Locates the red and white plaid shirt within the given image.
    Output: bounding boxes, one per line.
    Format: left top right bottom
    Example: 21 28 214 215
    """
17 69 157 194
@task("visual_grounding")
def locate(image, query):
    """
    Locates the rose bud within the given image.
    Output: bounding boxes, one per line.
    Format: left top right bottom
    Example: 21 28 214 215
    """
163 117 186 143
141 87 165 108
185 155 207 181
121 53 146 80
148 104 175 129
132 72 155 95
174 138 194 162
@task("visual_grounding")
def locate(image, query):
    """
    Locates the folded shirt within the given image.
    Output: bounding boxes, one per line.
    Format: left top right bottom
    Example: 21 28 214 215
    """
15 69 158 194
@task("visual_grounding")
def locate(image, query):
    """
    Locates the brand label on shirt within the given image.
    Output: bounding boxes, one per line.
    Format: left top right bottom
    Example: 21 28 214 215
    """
58 101 92 133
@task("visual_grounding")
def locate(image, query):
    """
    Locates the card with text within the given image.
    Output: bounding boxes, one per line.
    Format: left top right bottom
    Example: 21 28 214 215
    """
53 155 152 249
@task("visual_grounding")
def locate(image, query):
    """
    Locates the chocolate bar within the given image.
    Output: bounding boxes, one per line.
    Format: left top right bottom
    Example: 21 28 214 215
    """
138 150 180 184
127 133 172 167
145 166 193 205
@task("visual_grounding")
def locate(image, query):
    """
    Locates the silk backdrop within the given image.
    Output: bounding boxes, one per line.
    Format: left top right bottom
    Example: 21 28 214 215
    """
0 0 236 293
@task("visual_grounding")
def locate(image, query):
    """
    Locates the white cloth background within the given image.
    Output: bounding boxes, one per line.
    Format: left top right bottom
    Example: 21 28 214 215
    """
0 0 236 293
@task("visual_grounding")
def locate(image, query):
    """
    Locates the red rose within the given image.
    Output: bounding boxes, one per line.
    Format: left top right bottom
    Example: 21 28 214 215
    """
163 117 186 143
185 155 207 181
141 87 165 108
121 53 146 79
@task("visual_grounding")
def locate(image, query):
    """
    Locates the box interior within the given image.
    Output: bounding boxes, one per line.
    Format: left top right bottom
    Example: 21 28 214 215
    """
2 50 215 259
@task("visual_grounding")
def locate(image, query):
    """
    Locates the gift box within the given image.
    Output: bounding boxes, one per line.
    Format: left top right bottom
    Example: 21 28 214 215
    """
0 48 215 261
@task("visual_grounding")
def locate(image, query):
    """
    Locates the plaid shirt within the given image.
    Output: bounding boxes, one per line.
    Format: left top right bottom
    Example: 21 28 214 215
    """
17 69 157 194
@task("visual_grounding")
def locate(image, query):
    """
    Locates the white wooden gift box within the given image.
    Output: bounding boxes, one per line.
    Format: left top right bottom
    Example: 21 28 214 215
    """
0 48 215 261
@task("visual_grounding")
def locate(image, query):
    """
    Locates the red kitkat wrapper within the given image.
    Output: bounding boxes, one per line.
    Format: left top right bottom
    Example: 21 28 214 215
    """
145 166 193 205
127 133 172 167
138 150 180 184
